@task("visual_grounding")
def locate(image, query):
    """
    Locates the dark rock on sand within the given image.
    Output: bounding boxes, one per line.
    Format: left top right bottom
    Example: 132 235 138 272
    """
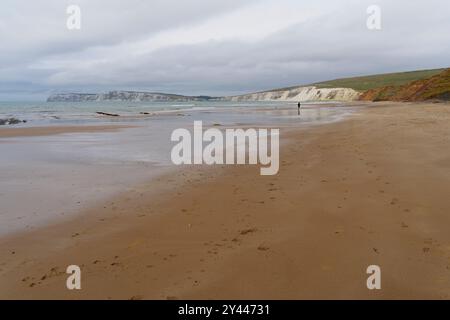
0 118 27 125
96 112 120 117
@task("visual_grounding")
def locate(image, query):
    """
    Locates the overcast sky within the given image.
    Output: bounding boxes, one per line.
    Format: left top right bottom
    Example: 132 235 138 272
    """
1 0 449 100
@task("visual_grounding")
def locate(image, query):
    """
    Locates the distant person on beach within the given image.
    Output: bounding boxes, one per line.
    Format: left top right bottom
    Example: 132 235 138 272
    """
297 102 301 115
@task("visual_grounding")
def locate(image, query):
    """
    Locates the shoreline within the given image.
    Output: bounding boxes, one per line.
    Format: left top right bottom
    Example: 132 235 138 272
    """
1 102 450 299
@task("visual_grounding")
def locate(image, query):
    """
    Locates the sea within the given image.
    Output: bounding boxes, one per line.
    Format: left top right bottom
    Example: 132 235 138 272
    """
0 100 350 126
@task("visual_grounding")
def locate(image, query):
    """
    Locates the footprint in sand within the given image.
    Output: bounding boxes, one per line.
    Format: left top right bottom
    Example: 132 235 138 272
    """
390 198 399 205
39 267 64 282
240 228 257 235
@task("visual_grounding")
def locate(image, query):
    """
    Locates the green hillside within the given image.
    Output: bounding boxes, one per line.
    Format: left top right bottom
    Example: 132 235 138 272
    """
313 68 446 92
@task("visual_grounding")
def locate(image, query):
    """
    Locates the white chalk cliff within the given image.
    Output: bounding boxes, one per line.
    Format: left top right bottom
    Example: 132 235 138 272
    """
47 91 213 102
222 86 361 102
47 87 360 103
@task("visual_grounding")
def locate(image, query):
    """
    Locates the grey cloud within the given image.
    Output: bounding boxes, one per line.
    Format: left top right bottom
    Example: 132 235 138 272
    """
1 0 449 99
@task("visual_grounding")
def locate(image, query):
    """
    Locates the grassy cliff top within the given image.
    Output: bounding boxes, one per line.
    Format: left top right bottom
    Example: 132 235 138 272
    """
313 68 446 91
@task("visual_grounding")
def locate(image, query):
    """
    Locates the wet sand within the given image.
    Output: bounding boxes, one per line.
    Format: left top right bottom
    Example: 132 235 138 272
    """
0 125 134 138
1 102 450 299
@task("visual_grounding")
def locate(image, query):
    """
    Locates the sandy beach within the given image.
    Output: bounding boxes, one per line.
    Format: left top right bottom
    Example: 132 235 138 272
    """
1 101 450 299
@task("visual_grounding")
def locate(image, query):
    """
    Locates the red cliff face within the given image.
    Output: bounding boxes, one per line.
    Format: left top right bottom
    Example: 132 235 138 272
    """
359 69 450 102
